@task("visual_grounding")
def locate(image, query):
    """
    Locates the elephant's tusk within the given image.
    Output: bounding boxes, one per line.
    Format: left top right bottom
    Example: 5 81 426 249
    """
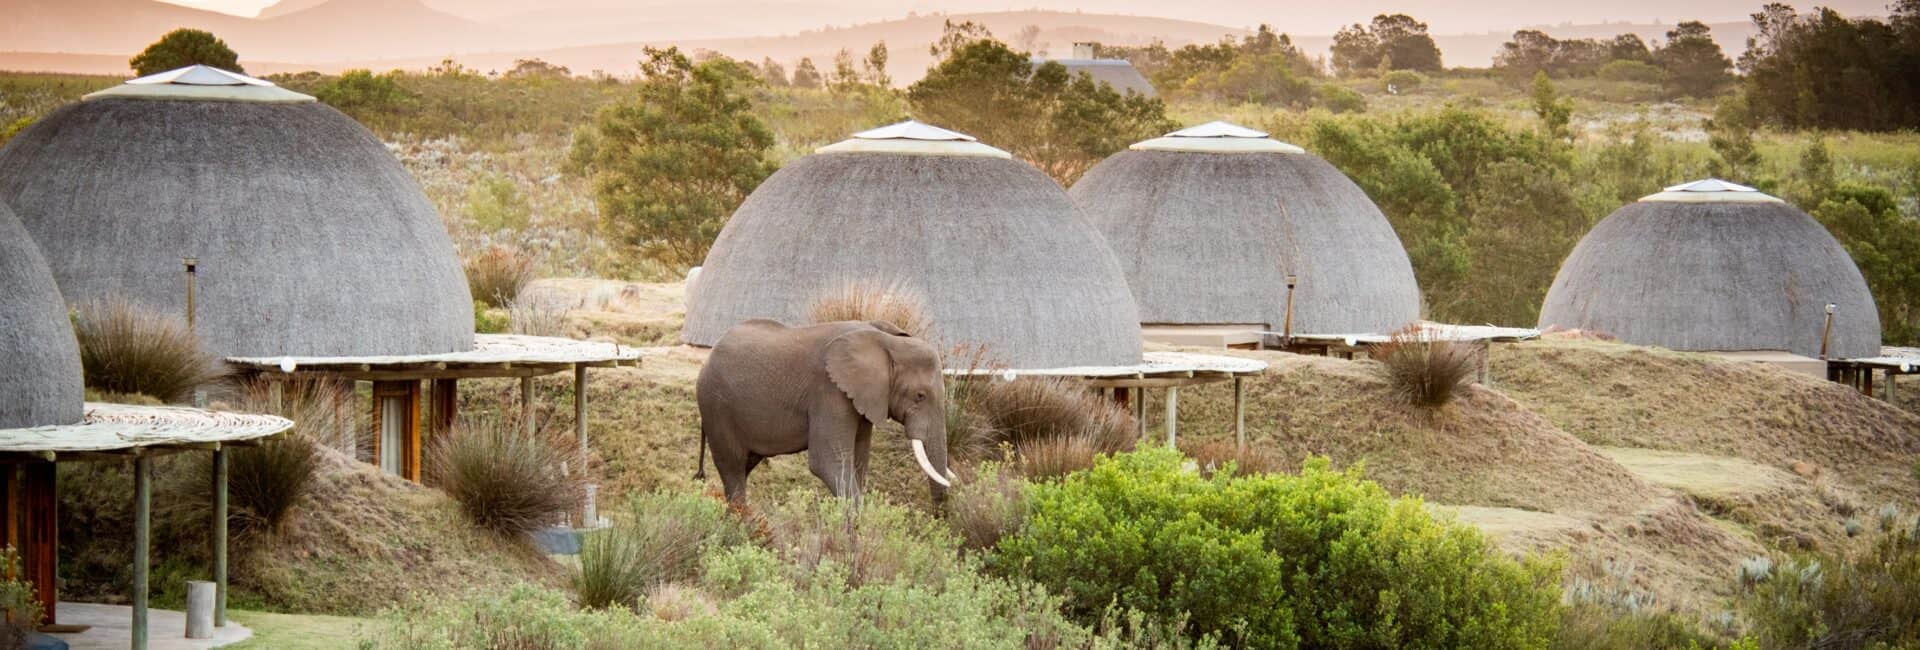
911 440 951 487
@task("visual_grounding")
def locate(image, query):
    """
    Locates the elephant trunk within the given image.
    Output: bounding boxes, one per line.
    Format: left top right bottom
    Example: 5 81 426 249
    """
911 440 951 487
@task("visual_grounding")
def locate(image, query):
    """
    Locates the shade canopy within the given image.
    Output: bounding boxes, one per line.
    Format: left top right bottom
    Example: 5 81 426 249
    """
1069 122 1421 334
0 200 84 429
1538 180 1880 358
0 66 473 359
683 121 1143 368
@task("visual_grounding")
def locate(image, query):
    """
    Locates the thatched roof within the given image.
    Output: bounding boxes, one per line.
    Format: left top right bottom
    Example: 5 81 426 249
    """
0 66 473 359
683 121 1143 368
1069 122 1422 334
1032 57 1157 97
1538 180 1880 358
0 200 84 429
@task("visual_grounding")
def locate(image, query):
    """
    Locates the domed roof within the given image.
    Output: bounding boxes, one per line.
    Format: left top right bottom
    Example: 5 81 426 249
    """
0 200 84 429
683 121 1142 368
1538 180 1879 358
0 66 473 358
1070 122 1421 334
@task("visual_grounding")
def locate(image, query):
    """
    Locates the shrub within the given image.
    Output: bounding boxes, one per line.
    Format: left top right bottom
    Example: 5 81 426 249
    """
506 294 572 337
1738 522 1920 649
428 419 584 538
0 547 42 649
1178 438 1283 477
71 297 226 403
1552 604 1724 650
1372 324 1478 407
472 300 508 334
1596 59 1665 84
998 449 1563 649
464 245 535 309
944 462 1025 551
753 490 964 588
804 279 932 339
1316 84 1367 114
578 492 750 611
953 376 1137 478
1381 69 1426 92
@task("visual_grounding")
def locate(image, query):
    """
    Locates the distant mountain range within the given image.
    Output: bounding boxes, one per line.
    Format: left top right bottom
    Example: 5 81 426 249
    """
0 0 1818 78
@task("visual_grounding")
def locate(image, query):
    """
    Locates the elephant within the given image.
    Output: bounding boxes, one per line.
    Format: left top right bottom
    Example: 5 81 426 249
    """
695 319 954 504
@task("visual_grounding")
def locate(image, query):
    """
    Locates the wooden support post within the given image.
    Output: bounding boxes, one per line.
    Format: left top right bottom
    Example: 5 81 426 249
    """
1862 369 1875 396
1478 340 1492 386
1132 388 1146 438
212 447 228 627
1164 386 1179 447
1233 377 1246 449
1888 371 1898 403
133 455 152 650
521 376 536 437
267 377 284 416
22 464 56 626
573 365 588 454
428 379 459 445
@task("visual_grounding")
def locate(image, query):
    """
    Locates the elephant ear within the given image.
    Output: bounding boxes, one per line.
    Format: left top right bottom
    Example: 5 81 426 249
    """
867 320 910 337
826 329 893 426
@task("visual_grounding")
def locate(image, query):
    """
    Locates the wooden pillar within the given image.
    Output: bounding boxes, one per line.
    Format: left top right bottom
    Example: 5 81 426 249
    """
428 379 459 441
21 463 56 626
1112 386 1131 410
520 376 536 437
133 455 152 650
1478 340 1492 386
1233 377 1246 449
212 447 228 627
1888 371 1898 403
573 366 588 453
1132 388 1146 438
1862 369 1875 396
1164 386 1179 447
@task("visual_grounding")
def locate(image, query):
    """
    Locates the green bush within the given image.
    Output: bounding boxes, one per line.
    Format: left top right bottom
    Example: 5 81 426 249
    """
997 449 1562 649
1738 521 1920 649
1316 84 1367 114
1596 60 1664 84
1380 70 1426 93
578 491 750 610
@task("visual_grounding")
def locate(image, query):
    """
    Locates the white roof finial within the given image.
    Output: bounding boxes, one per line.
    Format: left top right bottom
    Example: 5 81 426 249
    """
817 120 1010 158
1131 120 1305 154
1640 178 1784 204
86 65 314 103
852 121 978 142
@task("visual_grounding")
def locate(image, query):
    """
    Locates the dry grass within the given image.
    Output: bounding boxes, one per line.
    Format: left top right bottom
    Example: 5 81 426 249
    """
1373 324 1479 408
938 374 1139 480
507 294 572 337
1178 438 1284 477
576 492 748 611
944 463 1025 551
805 279 933 339
428 419 585 538
465 245 535 309
71 297 226 403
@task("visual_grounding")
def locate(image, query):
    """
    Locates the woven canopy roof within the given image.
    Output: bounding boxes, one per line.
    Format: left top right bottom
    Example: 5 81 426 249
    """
0 403 292 456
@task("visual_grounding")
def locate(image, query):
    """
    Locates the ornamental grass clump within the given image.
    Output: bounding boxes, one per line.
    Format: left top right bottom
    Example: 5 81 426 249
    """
71 297 226 403
805 279 933 339
997 448 1563 649
429 419 584 538
1373 324 1478 407
577 492 750 611
951 375 1137 479
465 245 535 309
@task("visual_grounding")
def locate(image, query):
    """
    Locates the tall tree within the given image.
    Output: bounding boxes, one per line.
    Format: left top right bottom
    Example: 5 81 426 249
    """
1331 14 1442 76
791 57 823 89
1652 21 1731 97
1739 3 1920 130
907 38 1173 184
760 57 789 86
863 41 891 87
129 29 242 76
566 48 775 271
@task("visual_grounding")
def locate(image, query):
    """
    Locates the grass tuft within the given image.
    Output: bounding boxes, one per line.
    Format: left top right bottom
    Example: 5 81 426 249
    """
466 245 536 309
71 297 226 403
428 419 584 539
805 279 933 339
1373 324 1479 408
577 492 749 611
950 376 1137 479
1178 438 1283 477
943 462 1026 550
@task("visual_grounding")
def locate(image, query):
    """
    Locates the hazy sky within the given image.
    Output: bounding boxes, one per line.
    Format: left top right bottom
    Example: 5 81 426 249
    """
157 0 1888 33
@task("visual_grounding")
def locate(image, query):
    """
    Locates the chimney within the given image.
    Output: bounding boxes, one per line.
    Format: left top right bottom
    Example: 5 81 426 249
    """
1072 42 1096 59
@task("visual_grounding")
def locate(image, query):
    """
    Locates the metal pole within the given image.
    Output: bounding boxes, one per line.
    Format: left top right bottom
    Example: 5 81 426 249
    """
212 446 228 627
1282 274 1298 345
520 376 536 437
1233 377 1246 449
133 455 152 650
1819 303 1835 360
182 257 198 332
1164 387 1179 447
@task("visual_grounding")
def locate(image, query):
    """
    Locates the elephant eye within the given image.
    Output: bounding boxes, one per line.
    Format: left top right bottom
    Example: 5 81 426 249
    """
915 391 927 402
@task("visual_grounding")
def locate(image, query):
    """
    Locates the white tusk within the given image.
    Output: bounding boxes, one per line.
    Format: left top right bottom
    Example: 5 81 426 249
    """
911 440 951 487
946 469 958 481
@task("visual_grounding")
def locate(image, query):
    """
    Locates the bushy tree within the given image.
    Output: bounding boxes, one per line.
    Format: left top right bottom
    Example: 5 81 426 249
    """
1145 25 1319 105
566 48 774 271
1703 94 1761 182
790 57 823 89
908 37 1173 184
1786 139 1920 344
1496 30 1653 81
1530 72 1573 142
129 29 242 76
1330 14 1442 77
1651 21 1731 98
759 57 788 86
503 58 570 79
1739 3 1920 130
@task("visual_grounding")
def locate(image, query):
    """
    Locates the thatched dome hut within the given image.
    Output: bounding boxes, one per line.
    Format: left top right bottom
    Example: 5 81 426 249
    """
0 201 84 428
683 121 1142 368
1539 180 1880 358
1070 121 1421 334
0 65 472 358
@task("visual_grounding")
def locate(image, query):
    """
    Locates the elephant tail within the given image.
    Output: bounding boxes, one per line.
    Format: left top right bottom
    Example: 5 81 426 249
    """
694 424 708 480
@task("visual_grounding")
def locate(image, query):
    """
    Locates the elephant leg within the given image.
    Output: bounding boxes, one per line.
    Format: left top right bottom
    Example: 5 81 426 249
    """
807 411 863 501
707 428 751 505
853 421 873 491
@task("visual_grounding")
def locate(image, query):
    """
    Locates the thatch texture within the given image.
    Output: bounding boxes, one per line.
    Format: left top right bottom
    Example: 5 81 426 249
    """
1070 149 1421 334
0 97 473 358
1538 200 1880 358
683 153 1143 368
0 201 84 428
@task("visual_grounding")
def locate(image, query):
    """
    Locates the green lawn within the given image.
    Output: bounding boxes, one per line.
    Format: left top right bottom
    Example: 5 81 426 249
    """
226 610 372 649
